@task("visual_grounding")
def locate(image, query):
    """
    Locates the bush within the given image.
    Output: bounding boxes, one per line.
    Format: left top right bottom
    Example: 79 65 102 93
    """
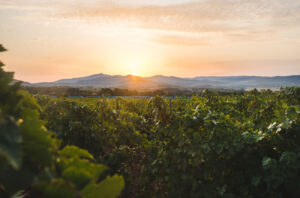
0 44 124 198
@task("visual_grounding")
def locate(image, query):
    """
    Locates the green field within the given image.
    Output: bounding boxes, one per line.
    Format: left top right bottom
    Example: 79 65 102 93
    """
33 89 300 197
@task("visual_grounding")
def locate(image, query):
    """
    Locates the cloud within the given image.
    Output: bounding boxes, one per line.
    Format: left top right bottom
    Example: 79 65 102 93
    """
52 0 300 35
150 33 208 46
0 0 60 10
2 0 300 46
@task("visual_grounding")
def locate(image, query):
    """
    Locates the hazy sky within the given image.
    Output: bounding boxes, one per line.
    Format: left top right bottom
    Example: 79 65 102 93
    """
1 0 300 82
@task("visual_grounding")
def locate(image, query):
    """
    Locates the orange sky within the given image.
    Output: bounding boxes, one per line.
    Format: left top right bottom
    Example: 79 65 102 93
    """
0 0 300 82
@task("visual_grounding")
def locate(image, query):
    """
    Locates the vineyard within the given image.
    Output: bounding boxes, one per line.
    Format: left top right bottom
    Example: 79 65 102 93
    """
34 88 300 198
1 44 300 197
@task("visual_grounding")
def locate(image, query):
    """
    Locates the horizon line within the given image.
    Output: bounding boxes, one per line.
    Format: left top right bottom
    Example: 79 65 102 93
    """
19 73 300 84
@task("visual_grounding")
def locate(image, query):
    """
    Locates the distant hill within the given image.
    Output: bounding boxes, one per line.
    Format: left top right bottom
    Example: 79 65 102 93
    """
22 73 300 90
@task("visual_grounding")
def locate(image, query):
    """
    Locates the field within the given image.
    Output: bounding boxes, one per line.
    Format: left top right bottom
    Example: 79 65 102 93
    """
33 88 300 197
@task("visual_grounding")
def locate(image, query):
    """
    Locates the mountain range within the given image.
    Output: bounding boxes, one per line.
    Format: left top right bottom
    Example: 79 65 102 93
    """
23 73 300 90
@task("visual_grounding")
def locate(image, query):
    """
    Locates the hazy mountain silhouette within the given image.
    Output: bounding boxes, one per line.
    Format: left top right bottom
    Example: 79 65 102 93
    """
23 73 300 90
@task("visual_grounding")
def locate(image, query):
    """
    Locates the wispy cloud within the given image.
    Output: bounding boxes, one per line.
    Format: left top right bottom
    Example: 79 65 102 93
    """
53 0 300 34
0 0 60 10
2 0 300 49
2 0 300 46
150 33 208 46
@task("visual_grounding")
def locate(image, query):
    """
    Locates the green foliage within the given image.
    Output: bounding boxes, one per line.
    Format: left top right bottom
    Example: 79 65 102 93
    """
23 86 195 97
21 119 54 167
36 89 300 198
34 179 77 198
0 116 22 169
81 175 125 198
59 146 107 188
0 45 124 198
41 97 146 157
0 45 22 117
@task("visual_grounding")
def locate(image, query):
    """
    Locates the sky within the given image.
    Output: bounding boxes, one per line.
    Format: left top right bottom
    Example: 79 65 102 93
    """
0 0 300 82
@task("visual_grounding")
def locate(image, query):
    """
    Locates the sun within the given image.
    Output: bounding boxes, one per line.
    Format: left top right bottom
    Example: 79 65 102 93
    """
114 52 151 77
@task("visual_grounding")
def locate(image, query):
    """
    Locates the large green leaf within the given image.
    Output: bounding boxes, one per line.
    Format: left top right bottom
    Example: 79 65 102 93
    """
21 119 53 166
81 175 124 198
60 157 107 188
60 145 94 160
0 116 22 169
35 179 76 198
